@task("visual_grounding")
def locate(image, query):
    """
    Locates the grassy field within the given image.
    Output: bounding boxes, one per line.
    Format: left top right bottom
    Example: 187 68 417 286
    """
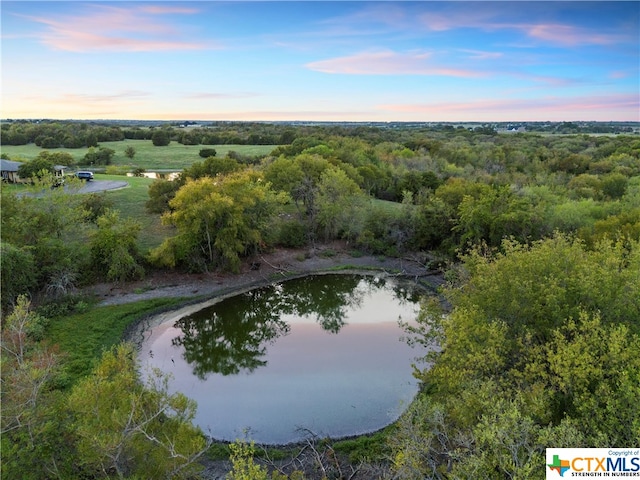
97 174 172 251
1 140 278 170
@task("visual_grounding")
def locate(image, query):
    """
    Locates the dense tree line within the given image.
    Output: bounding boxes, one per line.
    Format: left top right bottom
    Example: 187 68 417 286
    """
146 128 639 272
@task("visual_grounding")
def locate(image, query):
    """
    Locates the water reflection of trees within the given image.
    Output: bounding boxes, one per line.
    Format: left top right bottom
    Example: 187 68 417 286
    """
173 275 405 377
173 287 290 378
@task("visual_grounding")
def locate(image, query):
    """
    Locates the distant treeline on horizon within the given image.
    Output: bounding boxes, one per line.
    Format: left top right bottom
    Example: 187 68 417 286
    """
1 119 638 150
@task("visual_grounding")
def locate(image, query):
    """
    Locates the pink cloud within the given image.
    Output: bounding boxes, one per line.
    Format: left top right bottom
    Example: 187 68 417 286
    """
609 71 631 79
377 93 640 121
419 8 628 47
21 5 213 52
306 50 487 77
525 23 622 47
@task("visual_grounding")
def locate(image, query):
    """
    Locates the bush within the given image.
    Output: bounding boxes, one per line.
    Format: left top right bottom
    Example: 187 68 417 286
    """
199 148 217 158
151 129 171 146
36 294 91 318
0 242 37 312
81 193 114 223
83 146 115 166
277 220 308 247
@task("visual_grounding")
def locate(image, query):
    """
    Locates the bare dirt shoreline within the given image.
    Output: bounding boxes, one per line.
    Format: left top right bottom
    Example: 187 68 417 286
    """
92 242 444 307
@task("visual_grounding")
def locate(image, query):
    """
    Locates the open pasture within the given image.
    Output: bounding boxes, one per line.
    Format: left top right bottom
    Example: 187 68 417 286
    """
1 140 278 170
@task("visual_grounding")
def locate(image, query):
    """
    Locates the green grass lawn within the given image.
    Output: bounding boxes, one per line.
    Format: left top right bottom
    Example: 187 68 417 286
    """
1 140 278 170
96 173 171 251
46 298 186 386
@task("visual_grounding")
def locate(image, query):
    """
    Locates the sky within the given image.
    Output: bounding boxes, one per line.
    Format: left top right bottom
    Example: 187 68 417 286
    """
1 1 639 122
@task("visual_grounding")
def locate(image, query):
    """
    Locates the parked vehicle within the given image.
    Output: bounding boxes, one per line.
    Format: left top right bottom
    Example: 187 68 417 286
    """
75 171 94 181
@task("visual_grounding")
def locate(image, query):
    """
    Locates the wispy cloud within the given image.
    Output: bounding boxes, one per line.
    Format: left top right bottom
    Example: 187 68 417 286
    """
136 110 374 121
12 90 152 118
55 91 151 103
524 23 624 47
185 92 259 100
138 6 200 15
307 50 487 77
20 5 214 52
19 90 150 107
459 49 503 60
419 6 630 47
378 93 640 120
317 3 410 36
609 70 632 79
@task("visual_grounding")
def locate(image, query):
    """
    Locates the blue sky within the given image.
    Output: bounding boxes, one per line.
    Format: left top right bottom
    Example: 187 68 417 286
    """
1 1 638 121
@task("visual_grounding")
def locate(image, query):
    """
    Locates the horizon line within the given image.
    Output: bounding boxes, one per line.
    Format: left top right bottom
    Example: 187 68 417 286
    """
3 118 640 124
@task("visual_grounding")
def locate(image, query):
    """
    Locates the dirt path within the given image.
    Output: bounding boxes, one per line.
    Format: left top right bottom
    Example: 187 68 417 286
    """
92 243 444 307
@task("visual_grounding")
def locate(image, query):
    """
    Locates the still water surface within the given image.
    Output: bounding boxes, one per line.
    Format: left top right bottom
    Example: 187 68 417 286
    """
138 274 424 444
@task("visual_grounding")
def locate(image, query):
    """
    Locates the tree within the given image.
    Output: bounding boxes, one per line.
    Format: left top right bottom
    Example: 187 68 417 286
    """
35 150 75 166
184 155 242 179
1 185 89 292
1 297 74 479
17 156 55 180
81 192 115 223
151 129 171 147
84 146 115 165
263 156 304 195
151 171 287 272
392 236 640 477
146 179 182 214
0 243 36 312
124 145 136 160
455 185 545 248
88 210 144 283
316 167 365 241
67 343 210 479
601 172 628 199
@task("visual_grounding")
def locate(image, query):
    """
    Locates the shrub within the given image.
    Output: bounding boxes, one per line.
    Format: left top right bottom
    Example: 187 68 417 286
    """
151 129 171 146
277 220 308 248
0 242 37 312
199 148 217 158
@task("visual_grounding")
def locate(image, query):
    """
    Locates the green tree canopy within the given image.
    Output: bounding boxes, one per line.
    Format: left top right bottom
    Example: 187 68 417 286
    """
394 236 640 478
67 343 209 479
151 129 171 147
151 171 287 272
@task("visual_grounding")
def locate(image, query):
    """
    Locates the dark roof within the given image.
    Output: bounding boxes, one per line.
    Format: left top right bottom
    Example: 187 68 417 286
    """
0 159 23 172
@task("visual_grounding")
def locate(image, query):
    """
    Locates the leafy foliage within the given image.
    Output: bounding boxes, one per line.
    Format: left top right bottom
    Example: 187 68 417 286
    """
0 242 37 312
67 343 209 479
151 170 287 272
89 209 144 283
84 146 115 165
393 236 640 477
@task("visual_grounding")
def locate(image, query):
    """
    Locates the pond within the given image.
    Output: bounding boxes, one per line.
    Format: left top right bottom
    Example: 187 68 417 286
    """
137 274 426 444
